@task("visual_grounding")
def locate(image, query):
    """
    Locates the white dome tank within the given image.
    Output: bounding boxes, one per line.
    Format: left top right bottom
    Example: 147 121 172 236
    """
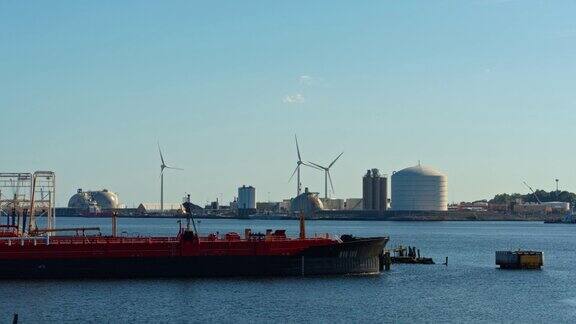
290 187 324 218
90 189 120 209
391 164 447 211
67 189 119 209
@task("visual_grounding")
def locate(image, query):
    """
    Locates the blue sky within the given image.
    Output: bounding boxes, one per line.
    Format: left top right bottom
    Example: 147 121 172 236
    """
1 0 576 206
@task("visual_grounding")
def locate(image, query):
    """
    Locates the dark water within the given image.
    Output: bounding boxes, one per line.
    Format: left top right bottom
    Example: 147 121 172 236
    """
2 218 575 323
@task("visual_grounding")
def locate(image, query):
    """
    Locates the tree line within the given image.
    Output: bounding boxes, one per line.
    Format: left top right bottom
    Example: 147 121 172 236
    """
490 190 576 205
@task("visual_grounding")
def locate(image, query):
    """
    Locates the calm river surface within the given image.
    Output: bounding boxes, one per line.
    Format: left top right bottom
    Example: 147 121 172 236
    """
1 218 575 323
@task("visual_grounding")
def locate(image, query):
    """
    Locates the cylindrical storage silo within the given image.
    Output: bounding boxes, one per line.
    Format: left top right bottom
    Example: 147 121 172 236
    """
372 169 381 211
379 176 388 211
362 170 373 210
391 165 447 211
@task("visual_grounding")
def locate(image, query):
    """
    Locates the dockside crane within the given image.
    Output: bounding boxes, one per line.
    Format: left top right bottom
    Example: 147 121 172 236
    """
522 181 542 204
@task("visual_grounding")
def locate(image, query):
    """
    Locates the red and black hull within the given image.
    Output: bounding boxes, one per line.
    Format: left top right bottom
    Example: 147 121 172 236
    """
0 237 387 279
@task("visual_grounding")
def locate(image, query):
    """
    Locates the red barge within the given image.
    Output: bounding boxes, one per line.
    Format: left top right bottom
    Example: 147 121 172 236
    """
0 196 388 279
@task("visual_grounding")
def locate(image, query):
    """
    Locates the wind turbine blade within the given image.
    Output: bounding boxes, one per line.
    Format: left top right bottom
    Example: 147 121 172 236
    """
328 171 335 195
295 135 302 162
288 165 299 182
306 161 326 170
158 142 166 165
165 166 183 171
328 152 344 168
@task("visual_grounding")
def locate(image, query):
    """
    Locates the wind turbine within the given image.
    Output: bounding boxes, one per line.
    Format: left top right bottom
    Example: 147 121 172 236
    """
288 135 318 197
309 152 344 199
158 143 183 214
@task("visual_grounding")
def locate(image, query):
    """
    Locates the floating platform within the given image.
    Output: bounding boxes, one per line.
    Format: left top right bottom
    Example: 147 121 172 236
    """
496 250 543 269
391 256 434 264
390 245 435 265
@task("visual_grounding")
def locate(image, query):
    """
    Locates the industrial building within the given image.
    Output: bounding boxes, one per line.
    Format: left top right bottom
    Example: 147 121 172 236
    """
238 185 257 217
136 203 184 214
363 169 388 211
68 189 120 211
320 198 345 210
344 198 363 210
513 202 570 214
279 200 291 213
391 164 448 211
256 202 280 213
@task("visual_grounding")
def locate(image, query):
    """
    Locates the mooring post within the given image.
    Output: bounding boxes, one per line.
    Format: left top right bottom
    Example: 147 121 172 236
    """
112 212 117 237
385 251 391 271
299 212 306 239
13 313 18 324
445 256 448 266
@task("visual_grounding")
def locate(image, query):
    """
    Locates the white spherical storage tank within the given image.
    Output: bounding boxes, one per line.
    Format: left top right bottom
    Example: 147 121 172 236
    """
391 165 448 211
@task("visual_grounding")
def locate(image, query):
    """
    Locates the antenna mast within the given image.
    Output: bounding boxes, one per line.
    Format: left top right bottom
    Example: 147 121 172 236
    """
182 194 198 234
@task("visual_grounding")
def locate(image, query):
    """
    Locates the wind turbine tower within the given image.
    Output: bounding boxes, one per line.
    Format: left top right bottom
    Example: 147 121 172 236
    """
289 135 316 197
309 152 344 199
158 143 183 214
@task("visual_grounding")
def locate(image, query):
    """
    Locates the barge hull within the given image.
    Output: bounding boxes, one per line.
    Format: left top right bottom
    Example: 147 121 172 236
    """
0 238 386 279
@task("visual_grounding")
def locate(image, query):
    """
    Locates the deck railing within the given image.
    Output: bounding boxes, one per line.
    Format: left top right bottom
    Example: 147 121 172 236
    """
0 236 180 247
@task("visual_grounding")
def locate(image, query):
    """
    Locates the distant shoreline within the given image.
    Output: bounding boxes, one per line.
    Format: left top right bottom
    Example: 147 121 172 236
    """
54 212 562 222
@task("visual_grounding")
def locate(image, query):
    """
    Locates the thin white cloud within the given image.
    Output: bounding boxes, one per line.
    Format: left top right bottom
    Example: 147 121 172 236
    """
299 75 312 85
299 75 324 86
282 75 323 103
474 0 518 4
553 28 576 39
283 93 305 104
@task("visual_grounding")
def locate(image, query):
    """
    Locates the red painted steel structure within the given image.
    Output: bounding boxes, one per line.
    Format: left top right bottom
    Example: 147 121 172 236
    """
0 195 388 279
0 230 337 260
0 226 387 278
0 177 387 278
